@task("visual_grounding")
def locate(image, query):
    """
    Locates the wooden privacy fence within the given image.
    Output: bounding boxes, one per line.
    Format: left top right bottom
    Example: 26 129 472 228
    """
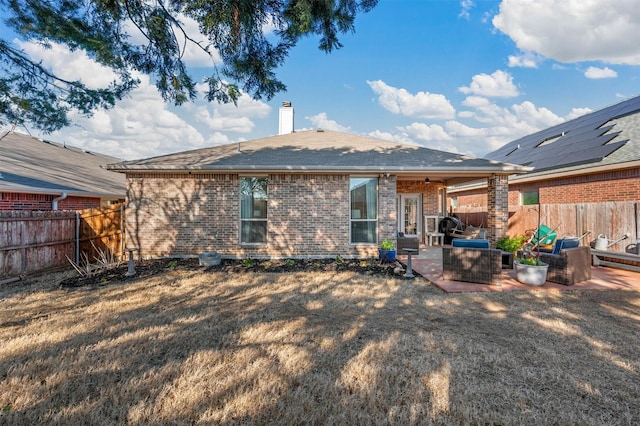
453 201 640 252
0 204 125 281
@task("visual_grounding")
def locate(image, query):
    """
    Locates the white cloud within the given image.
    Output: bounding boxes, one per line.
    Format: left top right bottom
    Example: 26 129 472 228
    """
17 39 118 89
399 122 452 142
367 80 455 119
493 0 640 65
459 70 519 98
368 130 415 145
189 89 271 133
305 112 351 132
48 73 210 160
565 107 592 121
584 66 618 79
176 16 221 67
508 51 544 68
18 40 269 160
459 0 475 20
385 97 564 156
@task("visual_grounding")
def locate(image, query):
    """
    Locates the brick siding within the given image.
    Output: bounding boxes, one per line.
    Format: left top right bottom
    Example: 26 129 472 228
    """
451 167 640 209
0 192 102 211
125 172 398 259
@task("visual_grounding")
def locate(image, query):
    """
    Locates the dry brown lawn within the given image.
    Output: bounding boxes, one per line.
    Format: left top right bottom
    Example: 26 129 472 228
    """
1 266 639 425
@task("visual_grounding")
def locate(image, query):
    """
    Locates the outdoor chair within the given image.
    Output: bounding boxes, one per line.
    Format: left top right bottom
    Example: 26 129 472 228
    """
442 239 502 285
537 240 591 285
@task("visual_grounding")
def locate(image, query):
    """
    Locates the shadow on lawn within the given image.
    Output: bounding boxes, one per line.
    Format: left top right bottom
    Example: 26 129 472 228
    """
1 266 639 424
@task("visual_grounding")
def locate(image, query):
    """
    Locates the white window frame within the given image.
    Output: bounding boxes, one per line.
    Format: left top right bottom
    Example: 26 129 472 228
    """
240 176 268 244
349 177 378 244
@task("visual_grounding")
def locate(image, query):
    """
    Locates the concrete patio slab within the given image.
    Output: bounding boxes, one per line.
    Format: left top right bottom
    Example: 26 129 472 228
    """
399 246 640 293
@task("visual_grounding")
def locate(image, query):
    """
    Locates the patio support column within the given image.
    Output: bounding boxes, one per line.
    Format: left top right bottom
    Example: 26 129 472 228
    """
379 175 397 240
487 174 508 245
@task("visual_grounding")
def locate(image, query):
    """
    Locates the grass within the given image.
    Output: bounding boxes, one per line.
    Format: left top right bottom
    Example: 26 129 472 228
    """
1 268 639 425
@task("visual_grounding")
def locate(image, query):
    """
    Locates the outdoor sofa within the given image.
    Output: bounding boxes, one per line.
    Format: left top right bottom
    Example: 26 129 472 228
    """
537 239 591 285
442 238 502 285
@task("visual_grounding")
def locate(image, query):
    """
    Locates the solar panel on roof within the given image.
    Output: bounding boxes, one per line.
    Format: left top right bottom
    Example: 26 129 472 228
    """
485 96 640 170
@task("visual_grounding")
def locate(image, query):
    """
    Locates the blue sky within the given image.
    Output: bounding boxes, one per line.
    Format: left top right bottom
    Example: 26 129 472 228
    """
3 0 639 160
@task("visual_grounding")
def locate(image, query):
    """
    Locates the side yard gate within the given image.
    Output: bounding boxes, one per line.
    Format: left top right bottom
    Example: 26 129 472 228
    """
0 204 125 282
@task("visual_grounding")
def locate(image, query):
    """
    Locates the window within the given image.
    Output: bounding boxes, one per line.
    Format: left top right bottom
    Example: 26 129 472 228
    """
521 189 539 206
240 177 268 243
350 177 378 243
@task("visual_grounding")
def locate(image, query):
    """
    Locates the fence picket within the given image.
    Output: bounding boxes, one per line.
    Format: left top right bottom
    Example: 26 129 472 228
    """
454 201 640 251
0 204 125 280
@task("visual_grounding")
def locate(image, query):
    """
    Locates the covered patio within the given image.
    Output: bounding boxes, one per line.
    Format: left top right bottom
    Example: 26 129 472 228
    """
399 246 640 293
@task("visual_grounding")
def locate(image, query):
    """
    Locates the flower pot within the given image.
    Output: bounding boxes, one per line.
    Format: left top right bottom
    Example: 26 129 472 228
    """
514 261 548 286
199 251 221 266
378 248 396 263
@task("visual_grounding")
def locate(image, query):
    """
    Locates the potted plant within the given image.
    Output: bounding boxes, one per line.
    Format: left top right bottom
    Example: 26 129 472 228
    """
378 238 396 263
514 252 548 286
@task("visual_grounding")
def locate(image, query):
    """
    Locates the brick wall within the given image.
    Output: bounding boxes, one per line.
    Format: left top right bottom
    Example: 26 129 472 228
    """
0 192 102 211
527 168 640 204
451 168 640 211
125 172 398 259
397 180 442 218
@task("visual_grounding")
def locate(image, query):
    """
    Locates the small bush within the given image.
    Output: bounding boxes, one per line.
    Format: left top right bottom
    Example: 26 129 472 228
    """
496 235 526 253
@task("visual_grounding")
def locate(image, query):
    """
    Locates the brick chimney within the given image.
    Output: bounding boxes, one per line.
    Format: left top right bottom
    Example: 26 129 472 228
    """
278 101 294 135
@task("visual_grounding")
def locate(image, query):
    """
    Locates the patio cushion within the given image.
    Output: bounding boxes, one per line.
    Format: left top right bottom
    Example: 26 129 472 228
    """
551 238 580 255
451 238 490 249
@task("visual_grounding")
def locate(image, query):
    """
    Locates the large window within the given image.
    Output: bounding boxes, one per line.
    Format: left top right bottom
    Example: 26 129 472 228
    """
240 177 268 243
350 177 378 243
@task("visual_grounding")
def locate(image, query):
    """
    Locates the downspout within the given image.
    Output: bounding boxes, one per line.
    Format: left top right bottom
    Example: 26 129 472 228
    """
52 192 67 211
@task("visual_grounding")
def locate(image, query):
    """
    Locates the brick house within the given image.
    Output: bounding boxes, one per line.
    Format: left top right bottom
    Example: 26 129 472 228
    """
107 104 528 259
1 131 126 210
448 95 640 241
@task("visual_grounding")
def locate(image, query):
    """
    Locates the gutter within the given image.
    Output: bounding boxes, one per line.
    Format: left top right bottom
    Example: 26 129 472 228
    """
105 164 532 174
52 192 67 210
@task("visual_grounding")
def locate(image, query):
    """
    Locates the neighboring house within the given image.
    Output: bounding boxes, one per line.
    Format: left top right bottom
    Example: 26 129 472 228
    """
446 95 640 251
107 103 528 259
0 131 126 210
449 95 640 210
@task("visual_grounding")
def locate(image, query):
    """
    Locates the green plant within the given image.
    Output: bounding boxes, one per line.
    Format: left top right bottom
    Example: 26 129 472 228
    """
380 238 395 251
517 255 544 266
335 256 344 264
167 260 179 268
285 259 295 266
496 235 526 253
242 258 254 267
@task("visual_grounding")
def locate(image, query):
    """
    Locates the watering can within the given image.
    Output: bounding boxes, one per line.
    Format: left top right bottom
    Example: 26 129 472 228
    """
594 234 609 250
594 233 630 251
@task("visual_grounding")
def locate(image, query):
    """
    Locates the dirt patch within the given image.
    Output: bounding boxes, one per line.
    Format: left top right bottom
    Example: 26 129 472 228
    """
58 257 414 288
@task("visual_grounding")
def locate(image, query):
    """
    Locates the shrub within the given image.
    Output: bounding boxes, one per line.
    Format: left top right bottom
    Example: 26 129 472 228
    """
496 235 526 253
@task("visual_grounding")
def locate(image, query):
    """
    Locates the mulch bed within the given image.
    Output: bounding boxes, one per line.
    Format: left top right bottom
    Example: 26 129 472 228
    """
59 257 415 288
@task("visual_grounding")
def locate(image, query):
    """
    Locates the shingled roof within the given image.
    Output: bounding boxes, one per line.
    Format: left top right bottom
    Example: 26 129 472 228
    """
107 129 529 185
485 95 640 177
0 131 126 198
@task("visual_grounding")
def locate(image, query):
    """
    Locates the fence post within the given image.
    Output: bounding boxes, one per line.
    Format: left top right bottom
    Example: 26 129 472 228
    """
120 203 125 257
20 222 26 274
75 212 80 264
